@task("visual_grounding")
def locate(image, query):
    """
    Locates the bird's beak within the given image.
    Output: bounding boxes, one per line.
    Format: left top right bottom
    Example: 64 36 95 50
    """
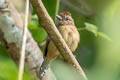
56 15 62 20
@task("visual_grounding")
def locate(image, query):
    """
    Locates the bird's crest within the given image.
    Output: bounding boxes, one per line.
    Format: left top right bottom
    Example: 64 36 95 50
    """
60 12 71 16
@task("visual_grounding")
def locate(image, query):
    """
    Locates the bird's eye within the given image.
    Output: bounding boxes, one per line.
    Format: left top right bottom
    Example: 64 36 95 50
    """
65 17 69 20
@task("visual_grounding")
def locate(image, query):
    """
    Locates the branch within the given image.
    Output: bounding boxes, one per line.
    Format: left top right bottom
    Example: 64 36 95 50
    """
0 0 56 80
30 0 88 80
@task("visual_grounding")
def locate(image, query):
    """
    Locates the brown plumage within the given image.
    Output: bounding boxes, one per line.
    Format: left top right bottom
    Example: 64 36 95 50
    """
39 12 80 79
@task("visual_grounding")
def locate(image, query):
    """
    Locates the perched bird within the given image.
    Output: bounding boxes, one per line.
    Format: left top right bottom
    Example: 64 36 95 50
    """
39 12 80 78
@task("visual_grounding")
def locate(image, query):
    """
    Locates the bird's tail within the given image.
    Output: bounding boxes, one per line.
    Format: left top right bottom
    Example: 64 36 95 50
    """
39 58 50 78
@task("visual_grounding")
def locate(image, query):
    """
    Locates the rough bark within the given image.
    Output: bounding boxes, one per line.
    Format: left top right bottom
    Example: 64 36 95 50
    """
0 0 56 80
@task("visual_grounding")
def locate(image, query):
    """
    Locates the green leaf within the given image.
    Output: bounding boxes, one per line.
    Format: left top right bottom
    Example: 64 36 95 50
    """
28 15 39 30
84 22 112 42
28 24 38 30
84 22 98 36
97 32 112 42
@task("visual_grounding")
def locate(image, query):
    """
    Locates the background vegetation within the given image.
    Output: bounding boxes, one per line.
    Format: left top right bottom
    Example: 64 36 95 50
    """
0 0 120 80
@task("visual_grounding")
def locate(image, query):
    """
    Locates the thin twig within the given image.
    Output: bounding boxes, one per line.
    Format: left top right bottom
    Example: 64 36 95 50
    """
30 0 88 80
18 0 29 80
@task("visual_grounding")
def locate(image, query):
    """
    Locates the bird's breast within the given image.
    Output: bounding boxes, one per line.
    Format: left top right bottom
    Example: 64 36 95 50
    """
58 25 80 51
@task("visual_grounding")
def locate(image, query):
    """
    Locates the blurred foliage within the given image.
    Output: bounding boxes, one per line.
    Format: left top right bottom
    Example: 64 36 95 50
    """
0 55 32 80
78 22 112 42
28 14 47 44
0 0 120 80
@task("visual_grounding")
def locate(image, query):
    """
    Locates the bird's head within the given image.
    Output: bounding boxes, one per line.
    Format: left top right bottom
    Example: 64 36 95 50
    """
56 12 75 26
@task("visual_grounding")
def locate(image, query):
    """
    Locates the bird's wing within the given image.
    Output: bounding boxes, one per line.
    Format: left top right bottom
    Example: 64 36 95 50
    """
44 37 50 57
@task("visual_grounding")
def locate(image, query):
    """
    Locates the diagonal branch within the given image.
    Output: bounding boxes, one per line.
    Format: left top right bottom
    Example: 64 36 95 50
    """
30 0 88 80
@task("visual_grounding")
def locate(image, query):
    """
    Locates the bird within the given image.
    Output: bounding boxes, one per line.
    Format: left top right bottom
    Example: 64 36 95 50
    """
39 12 80 79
